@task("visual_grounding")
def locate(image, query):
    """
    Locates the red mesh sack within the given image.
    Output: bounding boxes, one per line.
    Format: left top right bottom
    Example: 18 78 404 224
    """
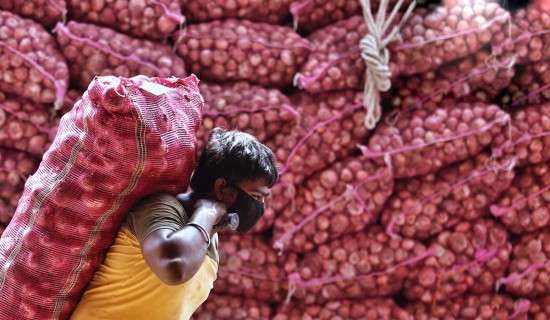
191 293 274 320
0 0 66 29
174 19 312 87
363 100 509 179
213 233 298 303
491 163 550 234
272 155 394 254
287 225 431 304
391 0 510 76
181 0 292 24
530 295 550 319
263 90 368 230
66 0 184 40
392 49 516 110
0 92 60 157
294 16 375 94
55 21 187 92
492 1 550 66
381 152 515 240
0 148 39 226
268 90 369 186
403 218 512 303
274 298 410 320
497 229 550 298
195 81 298 155
491 103 550 167
0 11 68 107
499 59 550 108
0 75 203 319
406 293 531 320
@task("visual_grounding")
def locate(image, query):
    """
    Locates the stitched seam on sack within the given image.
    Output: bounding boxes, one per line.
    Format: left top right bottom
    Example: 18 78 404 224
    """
0 107 90 292
53 87 148 319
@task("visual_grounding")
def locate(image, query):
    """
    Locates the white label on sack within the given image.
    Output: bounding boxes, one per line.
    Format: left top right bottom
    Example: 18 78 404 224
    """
139 82 172 96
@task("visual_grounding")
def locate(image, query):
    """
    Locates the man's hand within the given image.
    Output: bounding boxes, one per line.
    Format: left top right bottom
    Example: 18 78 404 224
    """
193 199 227 225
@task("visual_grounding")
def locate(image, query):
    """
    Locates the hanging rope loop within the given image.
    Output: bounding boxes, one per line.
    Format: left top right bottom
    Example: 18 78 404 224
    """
359 0 416 129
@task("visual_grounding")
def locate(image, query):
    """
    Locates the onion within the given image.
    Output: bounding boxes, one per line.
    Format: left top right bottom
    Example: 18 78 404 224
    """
498 229 550 298
381 152 515 240
192 293 274 320
273 155 393 253
174 19 311 88
196 81 298 155
403 218 512 303
213 232 298 303
54 21 186 91
287 225 429 303
492 2 550 66
491 103 550 168
499 59 550 108
0 0 66 29
365 100 509 179
0 148 39 225
392 49 516 110
491 163 550 234
392 0 509 76
0 11 69 106
0 92 60 157
181 0 292 24
274 298 410 320
406 293 531 320
66 0 184 40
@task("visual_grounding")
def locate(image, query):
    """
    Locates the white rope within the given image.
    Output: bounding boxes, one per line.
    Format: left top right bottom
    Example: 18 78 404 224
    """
359 0 416 129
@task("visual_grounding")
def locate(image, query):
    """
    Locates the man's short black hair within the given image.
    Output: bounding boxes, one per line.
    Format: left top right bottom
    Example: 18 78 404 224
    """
190 128 279 194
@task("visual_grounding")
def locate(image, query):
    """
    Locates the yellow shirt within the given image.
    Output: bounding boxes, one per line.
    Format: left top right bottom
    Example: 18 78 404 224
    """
71 194 219 320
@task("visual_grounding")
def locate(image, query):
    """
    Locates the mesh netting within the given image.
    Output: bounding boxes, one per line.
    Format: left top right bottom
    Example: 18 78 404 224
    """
381 152 515 240
491 163 550 234
212 232 298 303
275 298 410 320
181 0 292 24
174 19 312 87
0 0 67 29
497 229 550 298
66 0 184 40
0 11 69 108
0 149 39 226
54 21 187 92
273 155 394 254
286 225 430 303
402 218 511 303
0 75 202 319
192 292 274 320
406 293 531 320
0 92 60 157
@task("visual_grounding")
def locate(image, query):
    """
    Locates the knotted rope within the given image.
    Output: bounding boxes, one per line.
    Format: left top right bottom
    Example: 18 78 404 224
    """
359 0 416 129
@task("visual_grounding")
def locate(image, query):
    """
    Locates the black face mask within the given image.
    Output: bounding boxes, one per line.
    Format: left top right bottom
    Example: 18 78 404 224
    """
227 185 265 233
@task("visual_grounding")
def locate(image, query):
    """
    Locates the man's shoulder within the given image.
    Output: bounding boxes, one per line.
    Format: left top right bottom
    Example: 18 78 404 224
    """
134 193 183 212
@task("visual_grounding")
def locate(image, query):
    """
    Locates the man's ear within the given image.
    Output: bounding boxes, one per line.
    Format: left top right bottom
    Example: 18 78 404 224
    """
213 177 228 202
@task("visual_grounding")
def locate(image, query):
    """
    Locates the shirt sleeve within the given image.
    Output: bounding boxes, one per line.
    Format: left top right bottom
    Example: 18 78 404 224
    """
124 193 188 246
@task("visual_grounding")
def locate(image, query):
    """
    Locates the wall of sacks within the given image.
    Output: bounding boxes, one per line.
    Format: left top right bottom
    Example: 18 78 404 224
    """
0 0 549 318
